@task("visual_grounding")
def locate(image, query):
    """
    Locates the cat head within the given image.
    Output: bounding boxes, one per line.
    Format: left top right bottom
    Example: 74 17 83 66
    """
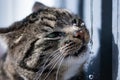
0 2 90 79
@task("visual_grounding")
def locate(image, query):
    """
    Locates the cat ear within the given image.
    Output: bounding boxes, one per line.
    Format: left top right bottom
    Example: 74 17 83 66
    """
0 27 11 40
0 30 9 47
0 21 22 34
0 21 22 42
32 2 47 12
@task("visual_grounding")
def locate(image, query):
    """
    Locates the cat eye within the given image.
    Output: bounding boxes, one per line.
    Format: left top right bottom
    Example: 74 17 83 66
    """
72 19 77 26
46 32 65 38
72 18 85 27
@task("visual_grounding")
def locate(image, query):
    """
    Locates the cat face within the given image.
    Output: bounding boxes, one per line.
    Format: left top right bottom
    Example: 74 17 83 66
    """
0 3 90 80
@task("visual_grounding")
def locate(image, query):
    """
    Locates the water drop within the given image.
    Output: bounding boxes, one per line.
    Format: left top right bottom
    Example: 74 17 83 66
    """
89 74 94 80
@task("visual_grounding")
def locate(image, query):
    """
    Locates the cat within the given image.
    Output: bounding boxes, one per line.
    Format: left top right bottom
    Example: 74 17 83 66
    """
0 2 90 80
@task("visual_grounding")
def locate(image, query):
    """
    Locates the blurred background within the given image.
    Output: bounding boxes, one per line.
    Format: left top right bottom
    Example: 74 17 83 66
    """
0 0 119 80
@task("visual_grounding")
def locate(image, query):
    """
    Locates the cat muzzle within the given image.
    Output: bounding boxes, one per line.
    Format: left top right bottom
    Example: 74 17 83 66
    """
73 29 84 39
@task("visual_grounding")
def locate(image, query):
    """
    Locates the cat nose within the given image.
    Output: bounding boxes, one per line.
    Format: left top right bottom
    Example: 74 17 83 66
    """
73 30 84 39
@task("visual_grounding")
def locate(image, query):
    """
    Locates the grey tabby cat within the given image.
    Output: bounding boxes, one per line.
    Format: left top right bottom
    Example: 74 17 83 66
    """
0 2 90 80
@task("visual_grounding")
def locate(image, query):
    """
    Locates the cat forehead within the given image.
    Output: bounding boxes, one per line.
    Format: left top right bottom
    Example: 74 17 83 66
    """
38 7 72 15
22 7 76 29
22 8 72 23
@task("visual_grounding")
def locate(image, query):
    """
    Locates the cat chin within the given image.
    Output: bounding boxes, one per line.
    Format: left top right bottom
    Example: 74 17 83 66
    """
63 46 89 66
62 47 90 80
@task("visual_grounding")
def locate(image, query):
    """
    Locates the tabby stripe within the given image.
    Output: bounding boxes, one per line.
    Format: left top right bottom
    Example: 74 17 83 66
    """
41 16 56 21
13 74 24 80
19 39 39 72
41 29 49 32
42 46 53 51
41 22 54 29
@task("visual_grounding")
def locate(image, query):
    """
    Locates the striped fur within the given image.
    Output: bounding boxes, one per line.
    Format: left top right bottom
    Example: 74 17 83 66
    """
0 3 90 80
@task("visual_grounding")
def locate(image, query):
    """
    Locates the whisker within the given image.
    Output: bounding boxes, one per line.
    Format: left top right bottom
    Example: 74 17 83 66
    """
62 43 79 51
55 57 64 80
42 49 66 80
34 42 73 80
45 42 73 70
43 42 73 65
45 44 73 70
63 44 80 54
34 44 70 80
34 51 61 80
38 51 64 79
43 55 64 80
43 43 78 80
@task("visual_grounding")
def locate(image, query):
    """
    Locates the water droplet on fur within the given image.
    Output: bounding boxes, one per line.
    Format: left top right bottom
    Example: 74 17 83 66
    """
89 74 94 80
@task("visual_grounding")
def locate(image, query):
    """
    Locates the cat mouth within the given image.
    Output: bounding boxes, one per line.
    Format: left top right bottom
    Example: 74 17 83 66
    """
73 46 87 56
65 45 87 57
